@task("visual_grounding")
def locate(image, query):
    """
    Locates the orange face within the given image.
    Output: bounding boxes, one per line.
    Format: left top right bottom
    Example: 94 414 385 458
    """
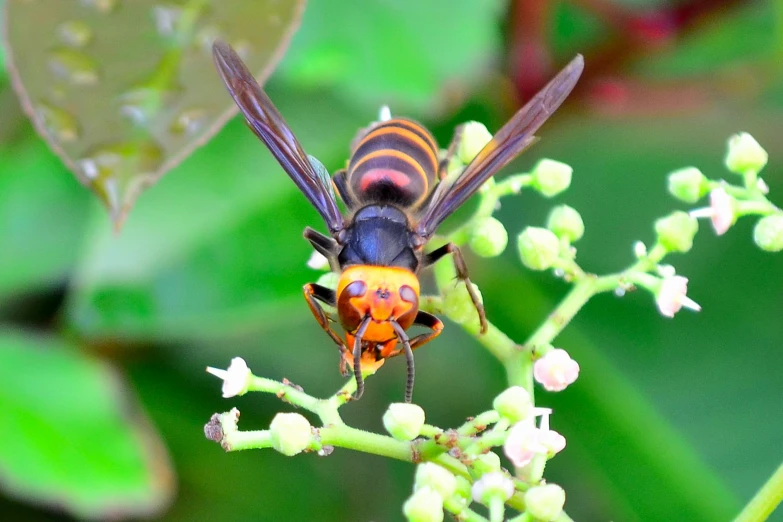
336 266 420 362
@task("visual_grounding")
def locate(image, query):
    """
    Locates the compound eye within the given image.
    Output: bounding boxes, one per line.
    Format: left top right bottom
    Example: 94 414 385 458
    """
342 280 368 299
337 280 368 331
399 285 418 304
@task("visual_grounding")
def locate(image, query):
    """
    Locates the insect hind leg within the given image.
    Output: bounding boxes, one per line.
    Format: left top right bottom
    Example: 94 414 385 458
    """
333 169 358 209
423 243 488 334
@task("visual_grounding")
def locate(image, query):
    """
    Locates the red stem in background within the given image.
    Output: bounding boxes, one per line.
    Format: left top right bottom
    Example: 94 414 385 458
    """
506 0 746 104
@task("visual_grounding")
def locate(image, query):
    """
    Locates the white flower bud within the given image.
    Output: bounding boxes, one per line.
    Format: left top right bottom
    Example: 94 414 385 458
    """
206 357 252 398
753 215 783 252
492 386 532 423
269 413 312 456
524 484 566 521
457 121 493 165
307 251 330 270
532 159 572 197
546 205 584 243
414 463 457 500
403 486 444 522
517 227 561 271
471 471 515 505
725 132 768 174
383 403 425 441
469 217 509 258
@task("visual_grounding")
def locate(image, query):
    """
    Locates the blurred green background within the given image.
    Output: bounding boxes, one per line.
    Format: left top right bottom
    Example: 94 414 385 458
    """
1 0 782 521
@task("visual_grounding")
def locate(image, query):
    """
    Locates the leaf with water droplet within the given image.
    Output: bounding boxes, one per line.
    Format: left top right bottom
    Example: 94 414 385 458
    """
66 89 365 342
3 0 304 228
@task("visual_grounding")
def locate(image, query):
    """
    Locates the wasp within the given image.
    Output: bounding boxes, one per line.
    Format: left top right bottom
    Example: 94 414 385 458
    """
212 40 583 402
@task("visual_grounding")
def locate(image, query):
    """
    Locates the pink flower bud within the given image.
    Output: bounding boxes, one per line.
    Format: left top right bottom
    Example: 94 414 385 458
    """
690 187 735 236
503 411 566 468
656 275 701 318
533 349 580 392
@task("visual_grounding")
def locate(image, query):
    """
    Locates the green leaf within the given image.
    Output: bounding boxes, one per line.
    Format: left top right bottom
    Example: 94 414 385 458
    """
0 329 174 518
66 88 367 342
3 0 304 227
279 0 505 111
636 1 777 78
0 134 89 302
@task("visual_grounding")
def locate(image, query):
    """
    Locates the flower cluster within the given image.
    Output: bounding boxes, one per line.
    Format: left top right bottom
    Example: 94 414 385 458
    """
681 133 782 251
203 127 782 522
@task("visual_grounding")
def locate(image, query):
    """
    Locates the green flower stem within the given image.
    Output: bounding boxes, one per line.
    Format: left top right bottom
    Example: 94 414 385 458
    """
444 496 489 522
733 461 783 522
319 424 413 461
736 200 782 217
247 376 324 412
458 411 501 436
488 496 505 522
224 429 273 451
420 424 444 438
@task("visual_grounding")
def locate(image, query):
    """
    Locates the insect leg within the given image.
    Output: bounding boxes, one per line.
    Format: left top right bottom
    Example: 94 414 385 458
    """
303 283 350 375
333 169 358 209
352 316 372 400
423 243 488 334
408 311 445 350
390 321 415 403
437 123 467 179
304 227 339 258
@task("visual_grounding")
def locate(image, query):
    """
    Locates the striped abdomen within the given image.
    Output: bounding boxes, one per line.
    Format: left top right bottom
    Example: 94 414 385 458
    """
347 118 439 208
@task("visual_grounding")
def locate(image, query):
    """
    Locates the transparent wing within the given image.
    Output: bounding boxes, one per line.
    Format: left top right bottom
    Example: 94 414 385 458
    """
416 55 584 239
212 40 344 234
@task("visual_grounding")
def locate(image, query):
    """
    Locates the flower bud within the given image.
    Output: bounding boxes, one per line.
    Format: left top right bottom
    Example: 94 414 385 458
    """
457 121 493 165
206 357 252 398
316 271 339 291
524 484 566 521
379 105 392 122
532 159 572 197
442 282 483 327
753 215 783 252
656 275 701 318
471 471 515 505
517 227 560 271
269 413 312 456
471 452 502 477
725 132 768 174
469 217 508 258
383 403 425 441
633 241 647 259
403 486 444 522
492 386 532 423
546 205 584 243
691 188 736 235
533 349 580 392
667 166 709 203
654 211 698 253
415 463 457 500
307 250 330 270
